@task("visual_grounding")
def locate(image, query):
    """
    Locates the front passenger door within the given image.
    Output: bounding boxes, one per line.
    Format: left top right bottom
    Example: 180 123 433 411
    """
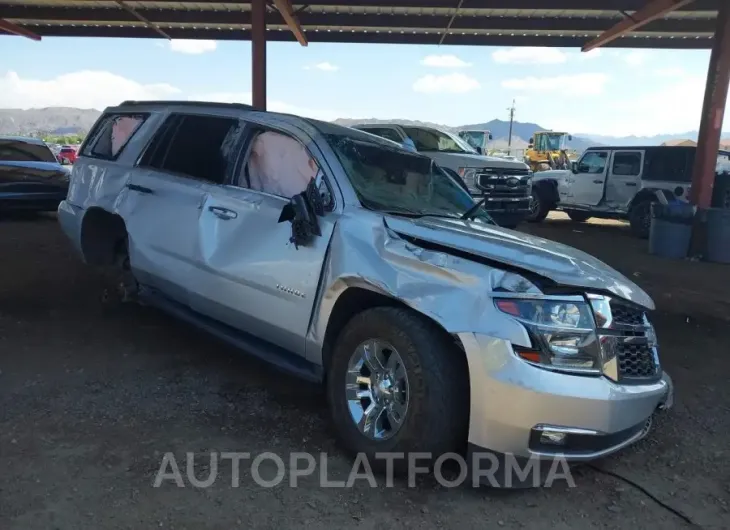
189 126 337 358
562 150 608 207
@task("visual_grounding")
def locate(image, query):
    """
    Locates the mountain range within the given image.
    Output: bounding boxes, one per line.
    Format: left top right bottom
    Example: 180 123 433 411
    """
1 107 726 152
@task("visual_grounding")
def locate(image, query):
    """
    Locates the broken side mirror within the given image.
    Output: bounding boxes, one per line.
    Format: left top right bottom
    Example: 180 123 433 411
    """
278 178 323 249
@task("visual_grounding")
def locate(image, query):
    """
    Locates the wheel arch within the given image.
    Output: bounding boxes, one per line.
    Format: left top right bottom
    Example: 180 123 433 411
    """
627 187 666 213
532 178 559 205
80 207 128 266
318 281 467 376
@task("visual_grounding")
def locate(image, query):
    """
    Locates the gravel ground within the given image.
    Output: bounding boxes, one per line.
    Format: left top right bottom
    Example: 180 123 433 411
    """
0 213 728 530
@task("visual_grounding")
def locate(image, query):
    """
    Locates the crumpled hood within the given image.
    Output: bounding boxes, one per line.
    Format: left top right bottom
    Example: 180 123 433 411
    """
384 215 654 309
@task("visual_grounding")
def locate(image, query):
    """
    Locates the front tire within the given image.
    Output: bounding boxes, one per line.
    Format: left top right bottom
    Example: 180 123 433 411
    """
327 307 469 473
526 189 549 223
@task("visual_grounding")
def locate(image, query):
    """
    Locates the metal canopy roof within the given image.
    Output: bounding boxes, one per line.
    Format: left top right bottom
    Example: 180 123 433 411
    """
0 0 721 48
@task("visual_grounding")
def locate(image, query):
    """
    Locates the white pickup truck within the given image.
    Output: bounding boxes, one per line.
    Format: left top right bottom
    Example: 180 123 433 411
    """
352 123 532 228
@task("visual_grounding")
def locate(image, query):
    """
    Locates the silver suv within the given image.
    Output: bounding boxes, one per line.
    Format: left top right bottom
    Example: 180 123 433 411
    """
58 101 672 486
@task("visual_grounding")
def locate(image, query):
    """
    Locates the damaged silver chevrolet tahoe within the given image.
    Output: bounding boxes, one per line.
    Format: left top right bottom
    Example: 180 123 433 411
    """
58 101 673 486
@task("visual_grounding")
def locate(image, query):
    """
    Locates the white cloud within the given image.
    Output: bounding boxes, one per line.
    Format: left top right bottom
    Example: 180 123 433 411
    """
304 62 339 71
501 73 609 96
0 70 181 110
169 40 217 54
412 73 481 94
579 49 602 60
492 47 567 65
623 50 651 67
420 54 472 68
654 67 685 77
194 91 340 121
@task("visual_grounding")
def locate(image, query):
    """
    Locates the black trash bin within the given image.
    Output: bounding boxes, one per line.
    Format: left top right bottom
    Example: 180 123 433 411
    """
706 207 730 264
648 202 695 259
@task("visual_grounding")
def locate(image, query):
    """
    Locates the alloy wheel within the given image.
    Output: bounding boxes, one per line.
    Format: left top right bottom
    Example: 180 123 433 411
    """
345 339 409 441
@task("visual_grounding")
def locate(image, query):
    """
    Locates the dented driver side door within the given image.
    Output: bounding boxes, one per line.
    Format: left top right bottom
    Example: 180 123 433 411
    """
187 125 337 358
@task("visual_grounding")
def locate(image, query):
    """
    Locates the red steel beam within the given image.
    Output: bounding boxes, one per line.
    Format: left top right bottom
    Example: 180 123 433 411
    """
0 18 41 40
582 0 695 52
272 0 308 46
690 1 730 208
115 1 171 40
252 0 267 111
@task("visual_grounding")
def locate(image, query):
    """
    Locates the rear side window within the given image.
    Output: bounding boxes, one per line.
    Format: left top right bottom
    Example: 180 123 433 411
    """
83 113 147 160
612 152 642 176
0 139 56 162
643 148 692 182
140 113 244 184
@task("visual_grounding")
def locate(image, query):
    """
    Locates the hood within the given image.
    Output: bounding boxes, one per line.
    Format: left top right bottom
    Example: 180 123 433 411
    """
531 169 570 182
424 151 528 170
383 215 654 309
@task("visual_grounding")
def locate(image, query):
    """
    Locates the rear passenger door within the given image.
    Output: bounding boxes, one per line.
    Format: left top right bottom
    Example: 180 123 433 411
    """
123 113 244 304
189 123 337 358
605 150 643 209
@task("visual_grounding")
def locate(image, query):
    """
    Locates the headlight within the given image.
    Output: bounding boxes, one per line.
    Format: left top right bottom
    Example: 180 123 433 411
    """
495 297 602 374
457 167 480 194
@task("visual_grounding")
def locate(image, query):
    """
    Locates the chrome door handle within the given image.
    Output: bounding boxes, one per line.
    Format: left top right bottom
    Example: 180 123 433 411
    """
208 206 238 220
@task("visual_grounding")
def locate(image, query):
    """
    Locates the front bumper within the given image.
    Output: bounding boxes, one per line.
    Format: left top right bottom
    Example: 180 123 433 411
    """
458 333 673 462
473 195 531 214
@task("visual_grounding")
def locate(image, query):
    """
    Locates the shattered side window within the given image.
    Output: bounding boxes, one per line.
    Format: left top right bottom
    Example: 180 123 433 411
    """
326 133 484 220
85 113 147 160
241 130 319 199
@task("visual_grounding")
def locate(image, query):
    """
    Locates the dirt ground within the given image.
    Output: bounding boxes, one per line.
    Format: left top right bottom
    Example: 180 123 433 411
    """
1 212 728 530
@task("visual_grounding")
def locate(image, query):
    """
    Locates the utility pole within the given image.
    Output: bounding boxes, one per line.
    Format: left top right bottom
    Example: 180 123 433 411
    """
507 99 516 155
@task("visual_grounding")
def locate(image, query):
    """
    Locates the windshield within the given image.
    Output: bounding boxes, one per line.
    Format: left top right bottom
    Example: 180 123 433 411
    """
0 139 57 163
401 127 477 154
459 131 489 150
537 134 566 151
325 132 492 222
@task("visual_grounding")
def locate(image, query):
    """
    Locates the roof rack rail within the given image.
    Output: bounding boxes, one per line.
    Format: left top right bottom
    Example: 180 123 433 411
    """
117 100 256 111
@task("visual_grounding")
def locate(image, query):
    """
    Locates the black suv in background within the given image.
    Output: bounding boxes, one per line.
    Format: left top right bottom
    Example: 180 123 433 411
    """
0 136 70 213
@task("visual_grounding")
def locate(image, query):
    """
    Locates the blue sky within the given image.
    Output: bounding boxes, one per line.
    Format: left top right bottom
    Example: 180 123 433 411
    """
0 36 724 137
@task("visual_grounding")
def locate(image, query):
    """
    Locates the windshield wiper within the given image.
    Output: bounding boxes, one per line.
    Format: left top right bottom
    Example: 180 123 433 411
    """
461 197 487 220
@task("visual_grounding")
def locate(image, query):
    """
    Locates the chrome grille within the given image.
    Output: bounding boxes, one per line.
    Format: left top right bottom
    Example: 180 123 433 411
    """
616 341 658 378
608 300 659 381
610 302 645 327
476 169 531 198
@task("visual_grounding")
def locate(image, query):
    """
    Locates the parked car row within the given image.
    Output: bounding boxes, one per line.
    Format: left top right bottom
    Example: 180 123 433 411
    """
51 101 672 486
0 136 71 212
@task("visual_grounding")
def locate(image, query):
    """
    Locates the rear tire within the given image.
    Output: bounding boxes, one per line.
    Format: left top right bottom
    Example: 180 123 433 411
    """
629 200 653 239
526 189 549 223
327 307 469 474
565 210 592 223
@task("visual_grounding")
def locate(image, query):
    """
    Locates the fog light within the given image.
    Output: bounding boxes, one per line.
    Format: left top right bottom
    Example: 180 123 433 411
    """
539 430 567 446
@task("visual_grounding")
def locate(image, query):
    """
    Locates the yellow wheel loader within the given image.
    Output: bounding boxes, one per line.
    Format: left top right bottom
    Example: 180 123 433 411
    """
524 131 573 172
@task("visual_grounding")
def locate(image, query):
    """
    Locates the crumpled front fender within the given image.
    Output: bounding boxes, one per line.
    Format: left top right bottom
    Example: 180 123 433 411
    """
305 212 530 365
